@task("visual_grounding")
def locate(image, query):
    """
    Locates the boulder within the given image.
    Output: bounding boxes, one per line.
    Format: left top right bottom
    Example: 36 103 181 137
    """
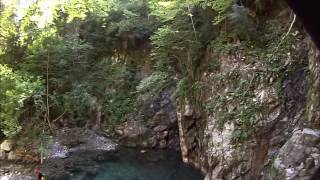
0 140 14 152
115 129 124 136
274 128 320 179
49 127 117 157
0 149 6 160
8 151 16 160
153 125 168 132
114 125 125 136
148 136 158 148
123 121 148 138
159 140 167 149
184 104 193 116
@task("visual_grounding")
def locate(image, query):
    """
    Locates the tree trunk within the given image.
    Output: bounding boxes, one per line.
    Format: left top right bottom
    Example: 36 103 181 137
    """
94 103 102 130
46 52 53 133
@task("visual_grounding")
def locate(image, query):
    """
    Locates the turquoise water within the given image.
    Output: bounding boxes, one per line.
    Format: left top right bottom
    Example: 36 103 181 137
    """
71 148 203 180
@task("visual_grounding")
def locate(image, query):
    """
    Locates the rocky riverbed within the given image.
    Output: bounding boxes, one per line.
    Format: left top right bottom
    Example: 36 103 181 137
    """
0 127 117 180
0 139 34 180
0 161 33 180
0 126 203 180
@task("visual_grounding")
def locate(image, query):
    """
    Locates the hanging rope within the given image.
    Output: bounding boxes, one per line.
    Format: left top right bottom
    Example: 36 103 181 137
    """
274 12 297 52
187 2 198 41
40 129 44 164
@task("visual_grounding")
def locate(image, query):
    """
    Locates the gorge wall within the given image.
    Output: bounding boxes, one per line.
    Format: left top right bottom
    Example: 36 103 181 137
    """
2 1 320 180
110 3 320 179
176 16 320 180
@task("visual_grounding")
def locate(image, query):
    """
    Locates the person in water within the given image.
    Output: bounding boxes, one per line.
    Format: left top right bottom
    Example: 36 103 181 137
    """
34 166 45 180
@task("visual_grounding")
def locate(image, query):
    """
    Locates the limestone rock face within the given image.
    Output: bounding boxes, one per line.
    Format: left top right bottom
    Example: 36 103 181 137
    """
117 84 180 150
0 140 14 152
123 120 148 138
176 35 314 179
274 128 320 179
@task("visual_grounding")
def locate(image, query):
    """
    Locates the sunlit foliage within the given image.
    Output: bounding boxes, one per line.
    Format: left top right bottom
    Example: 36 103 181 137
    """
0 65 42 137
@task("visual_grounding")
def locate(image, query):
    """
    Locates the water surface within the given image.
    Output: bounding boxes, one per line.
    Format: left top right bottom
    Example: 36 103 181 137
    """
71 148 203 180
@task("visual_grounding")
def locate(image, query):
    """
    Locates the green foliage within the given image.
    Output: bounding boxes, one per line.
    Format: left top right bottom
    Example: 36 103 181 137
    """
137 71 169 94
150 0 216 113
104 93 135 124
0 0 301 144
205 16 304 143
175 77 203 102
151 26 180 71
16 0 151 126
205 70 261 142
149 1 180 22
0 4 17 56
206 0 234 24
210 19 298 69
37 130 53 157
0 65 42 137
62 84 94 124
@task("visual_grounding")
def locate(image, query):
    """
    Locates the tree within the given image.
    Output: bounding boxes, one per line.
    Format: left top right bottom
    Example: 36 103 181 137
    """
0 64 42 137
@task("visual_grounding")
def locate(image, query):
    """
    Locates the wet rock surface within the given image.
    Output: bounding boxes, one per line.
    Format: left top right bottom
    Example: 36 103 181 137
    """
41 150 117 180
53 127 117 152
40 127 117 180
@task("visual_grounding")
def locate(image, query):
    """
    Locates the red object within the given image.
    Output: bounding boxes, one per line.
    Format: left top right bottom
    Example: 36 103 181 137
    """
34 167 40 178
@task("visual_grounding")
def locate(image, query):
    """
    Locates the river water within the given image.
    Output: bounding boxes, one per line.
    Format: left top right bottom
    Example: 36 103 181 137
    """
69 148 203 180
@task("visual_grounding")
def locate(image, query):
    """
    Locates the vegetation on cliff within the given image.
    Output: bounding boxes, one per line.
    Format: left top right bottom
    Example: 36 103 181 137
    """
0 0 302 147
